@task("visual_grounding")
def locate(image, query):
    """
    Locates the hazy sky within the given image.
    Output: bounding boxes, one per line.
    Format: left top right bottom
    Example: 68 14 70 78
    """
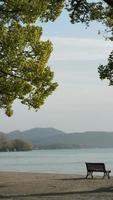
1 11 113 133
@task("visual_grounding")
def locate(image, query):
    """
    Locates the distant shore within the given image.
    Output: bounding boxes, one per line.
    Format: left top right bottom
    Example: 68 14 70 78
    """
0 171 113 200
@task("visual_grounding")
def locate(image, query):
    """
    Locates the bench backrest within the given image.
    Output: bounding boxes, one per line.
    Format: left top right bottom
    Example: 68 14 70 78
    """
86 162 106 172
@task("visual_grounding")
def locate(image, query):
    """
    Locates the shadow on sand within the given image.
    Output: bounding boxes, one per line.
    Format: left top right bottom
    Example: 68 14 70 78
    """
0 185 113 198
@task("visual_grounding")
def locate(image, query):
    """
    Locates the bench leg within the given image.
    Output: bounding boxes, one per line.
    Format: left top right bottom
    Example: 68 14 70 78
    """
103 172 106 179
107 172 110 179
103 172 110 179
91 172 93 179
86 173 89 179
86 172 93 179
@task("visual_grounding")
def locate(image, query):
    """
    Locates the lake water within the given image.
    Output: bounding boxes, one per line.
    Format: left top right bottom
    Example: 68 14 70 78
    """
0 148 113 175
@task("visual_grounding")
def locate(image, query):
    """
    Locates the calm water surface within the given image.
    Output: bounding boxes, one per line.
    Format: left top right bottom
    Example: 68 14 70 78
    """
0 149 113 175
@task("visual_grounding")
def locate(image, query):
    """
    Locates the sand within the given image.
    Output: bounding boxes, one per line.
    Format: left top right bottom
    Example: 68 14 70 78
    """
0 172 113 200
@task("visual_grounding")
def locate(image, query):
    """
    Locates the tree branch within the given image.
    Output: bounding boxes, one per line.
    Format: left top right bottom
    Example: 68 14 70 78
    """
0 69 28 81
103 0 113 7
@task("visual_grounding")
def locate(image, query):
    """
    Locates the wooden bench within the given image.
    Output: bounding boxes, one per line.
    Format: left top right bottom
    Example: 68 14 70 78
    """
85 162 111 179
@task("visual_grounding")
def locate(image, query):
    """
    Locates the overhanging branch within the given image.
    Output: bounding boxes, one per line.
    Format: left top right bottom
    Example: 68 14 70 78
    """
103 0 113 7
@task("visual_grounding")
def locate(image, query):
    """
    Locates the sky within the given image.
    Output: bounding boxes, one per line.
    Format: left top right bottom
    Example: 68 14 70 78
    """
1 10 113 133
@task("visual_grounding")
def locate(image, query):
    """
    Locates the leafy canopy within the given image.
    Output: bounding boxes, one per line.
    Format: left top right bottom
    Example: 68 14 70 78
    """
0 0 64 24
1 0 113 116
0 0 64 116
65 0 113 85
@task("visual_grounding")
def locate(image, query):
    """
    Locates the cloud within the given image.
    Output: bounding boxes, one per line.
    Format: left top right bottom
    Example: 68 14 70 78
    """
43 37 113 61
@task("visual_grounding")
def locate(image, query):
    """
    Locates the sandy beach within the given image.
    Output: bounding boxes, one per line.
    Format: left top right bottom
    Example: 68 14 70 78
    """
0 172 113 200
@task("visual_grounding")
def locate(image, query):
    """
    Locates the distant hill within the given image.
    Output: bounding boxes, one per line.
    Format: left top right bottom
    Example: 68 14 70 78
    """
5 128 113 149
7 128 65 145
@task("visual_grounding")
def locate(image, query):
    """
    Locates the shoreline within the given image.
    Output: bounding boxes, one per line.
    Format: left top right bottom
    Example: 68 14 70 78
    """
0 171 113 200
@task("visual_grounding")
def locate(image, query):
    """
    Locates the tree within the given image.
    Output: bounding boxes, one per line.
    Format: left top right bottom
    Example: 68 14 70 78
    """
12 139 32 151
0 134 9 151
1 0 113 117
98 51 113 85
65 0 113 28
0 23 57 116
0 0 64 116
65 0 113 85
0 0 64 23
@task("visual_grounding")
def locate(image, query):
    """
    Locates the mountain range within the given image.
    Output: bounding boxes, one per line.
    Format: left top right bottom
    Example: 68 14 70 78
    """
1 128 113 149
